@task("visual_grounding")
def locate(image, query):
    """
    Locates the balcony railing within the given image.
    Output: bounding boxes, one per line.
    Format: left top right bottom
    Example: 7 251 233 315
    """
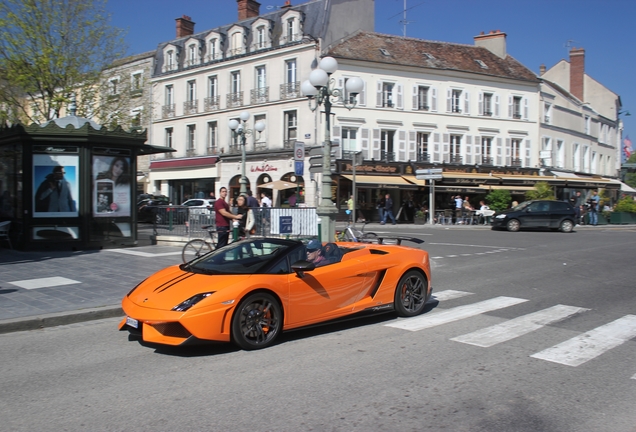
186 148 196 157
483 110 493 116
227 47 246 57
130 88 143 98
480 156 493 165
280 82 299 100
206 146 217 155
280 33 302 45
283 140 296 150
511 158 522 167
380 150 395 162
227 92 243 108
254 141 267 152
183 100 198 115
416 152 430 162
227 144 241 154
251 87 269 104
162 104 175 119
382 101 394 108
204 96 220 112
417 104 429 111
513 112 522 119
449 154 463 164
251 41 271 51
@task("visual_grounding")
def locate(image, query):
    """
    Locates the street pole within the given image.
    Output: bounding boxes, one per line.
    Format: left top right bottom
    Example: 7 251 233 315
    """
229 112 265 197
240 132 247 195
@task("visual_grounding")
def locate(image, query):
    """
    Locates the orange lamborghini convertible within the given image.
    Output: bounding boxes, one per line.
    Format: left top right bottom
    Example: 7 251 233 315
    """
119 237 432 350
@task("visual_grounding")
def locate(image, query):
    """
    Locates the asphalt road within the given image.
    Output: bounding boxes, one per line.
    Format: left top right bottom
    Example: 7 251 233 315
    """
1 227 635 431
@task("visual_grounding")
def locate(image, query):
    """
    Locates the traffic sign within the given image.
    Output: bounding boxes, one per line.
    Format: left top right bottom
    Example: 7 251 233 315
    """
416 168 443 180
308 147 323 157
294 141 305 161
295 161 304 176
418 174 443 180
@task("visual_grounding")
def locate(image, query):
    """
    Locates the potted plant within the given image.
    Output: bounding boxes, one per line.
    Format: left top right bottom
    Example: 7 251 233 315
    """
414 209 427 224
609 196 636 224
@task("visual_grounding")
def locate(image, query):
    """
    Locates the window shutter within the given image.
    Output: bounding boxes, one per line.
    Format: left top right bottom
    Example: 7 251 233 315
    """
398 130 407 161
431 87 437 112
396 84 404 110
372 129 381 159
443 133 450 163
433 133 441 163
332 125 341 158
478 92 483 116
524 139 531 167
523 97 529 120
446 89 451 113
505 138 511 166
508 96 513 118
376 81 382 107
412 85 418 110
494 94 500 117
358 80 366 107
475 136 481 159
360 128 370 160
464 91 470 115
496 137 503 165
408 131 416 160
465 135 472 164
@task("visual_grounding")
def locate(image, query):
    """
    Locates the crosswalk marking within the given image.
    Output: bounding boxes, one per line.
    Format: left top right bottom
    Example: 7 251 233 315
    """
450 305 589 347
431 290 473 302
530 315 636 367
386 296 527 331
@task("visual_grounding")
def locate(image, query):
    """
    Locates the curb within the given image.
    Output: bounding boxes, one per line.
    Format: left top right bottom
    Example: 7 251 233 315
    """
0 305 123 335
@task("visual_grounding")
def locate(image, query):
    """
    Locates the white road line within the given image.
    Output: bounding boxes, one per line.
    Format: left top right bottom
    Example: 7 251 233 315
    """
428 243 524 250
451 305 589 347
386 296 527 331
105 249 182 257
9 276 81 290
431 290 474 302
632 373 636 380
531 315 636 367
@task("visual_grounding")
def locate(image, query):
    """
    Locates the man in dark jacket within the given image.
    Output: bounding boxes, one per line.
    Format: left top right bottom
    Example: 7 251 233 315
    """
381 193 396 225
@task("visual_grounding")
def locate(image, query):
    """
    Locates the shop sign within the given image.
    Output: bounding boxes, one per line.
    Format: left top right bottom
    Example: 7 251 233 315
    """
251 164 279 172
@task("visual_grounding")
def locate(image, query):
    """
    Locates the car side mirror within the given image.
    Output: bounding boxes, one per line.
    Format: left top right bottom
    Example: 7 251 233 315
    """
291 260 315 278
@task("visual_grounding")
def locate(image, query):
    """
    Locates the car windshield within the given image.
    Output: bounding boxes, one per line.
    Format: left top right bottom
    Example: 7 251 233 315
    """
512 201 531 211
185 239 297 275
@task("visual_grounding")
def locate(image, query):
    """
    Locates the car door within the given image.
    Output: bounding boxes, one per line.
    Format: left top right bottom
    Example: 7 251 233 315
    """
286 257 369 327
548 201 572 228
519 201 550 228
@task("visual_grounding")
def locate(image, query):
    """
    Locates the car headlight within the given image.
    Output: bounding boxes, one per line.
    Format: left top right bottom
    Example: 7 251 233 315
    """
172 292 215 312
495 214 507 219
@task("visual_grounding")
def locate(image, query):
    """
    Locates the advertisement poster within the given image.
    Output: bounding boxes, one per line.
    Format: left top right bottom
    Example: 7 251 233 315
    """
33 154 79 218
92 155 131 217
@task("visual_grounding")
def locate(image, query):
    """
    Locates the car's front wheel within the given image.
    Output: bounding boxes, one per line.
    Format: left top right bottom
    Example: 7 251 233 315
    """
560 219 574 233
231 292 282 350
506 219 520 232
394 270 429 317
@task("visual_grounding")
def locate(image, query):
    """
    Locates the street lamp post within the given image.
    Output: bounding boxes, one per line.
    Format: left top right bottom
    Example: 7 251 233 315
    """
229 111 266 196
301 56 363 242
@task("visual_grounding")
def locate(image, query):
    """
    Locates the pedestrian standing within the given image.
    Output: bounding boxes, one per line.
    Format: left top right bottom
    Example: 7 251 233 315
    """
213 187 242 248
376 194 385 222
382 193 396 225
588 190 600 226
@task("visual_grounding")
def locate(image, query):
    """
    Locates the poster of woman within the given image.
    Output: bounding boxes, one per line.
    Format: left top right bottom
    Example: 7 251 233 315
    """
33 154 79 218
92 156 131 217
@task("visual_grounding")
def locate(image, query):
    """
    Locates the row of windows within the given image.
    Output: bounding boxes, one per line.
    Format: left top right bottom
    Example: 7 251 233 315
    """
541 137 611 174
162 11 302 73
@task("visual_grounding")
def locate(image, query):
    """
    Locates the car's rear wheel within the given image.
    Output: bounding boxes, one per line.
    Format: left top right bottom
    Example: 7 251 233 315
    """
394 270 429 317
560 219 574 233
231 292 282 350
182 239 213 263
506 219 520 232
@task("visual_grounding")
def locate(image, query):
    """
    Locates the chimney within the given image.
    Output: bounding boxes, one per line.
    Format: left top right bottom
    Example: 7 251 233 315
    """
474 30 507 59
539 64 546 75
569 47 585 101
237 0 261 20
281 0 292 8
176 15 195 38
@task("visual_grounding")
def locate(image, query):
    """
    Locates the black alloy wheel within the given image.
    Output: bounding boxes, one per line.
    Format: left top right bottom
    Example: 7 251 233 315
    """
394 270 429 317
231 292 282 350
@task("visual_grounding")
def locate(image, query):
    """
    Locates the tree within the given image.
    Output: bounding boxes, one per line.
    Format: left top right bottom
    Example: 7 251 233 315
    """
525 181 554 200
0 0 127 124
485 189 512 211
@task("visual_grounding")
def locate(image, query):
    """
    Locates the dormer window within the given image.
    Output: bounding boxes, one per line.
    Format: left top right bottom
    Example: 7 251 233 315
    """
205 32 223 62
187 44 196 65
251 19 271 51
228 25 246 56
280 10 302 44
162 45 179 72
167 51 174 69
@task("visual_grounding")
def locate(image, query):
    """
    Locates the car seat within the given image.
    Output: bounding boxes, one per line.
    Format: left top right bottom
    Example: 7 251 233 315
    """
320 243 343 265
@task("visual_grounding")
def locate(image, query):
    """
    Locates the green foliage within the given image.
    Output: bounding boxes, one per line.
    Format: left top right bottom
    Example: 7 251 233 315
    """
613 196 636 213
525 181 554 200
625 173 636 189
0 0 127 123
415 209 426 218
627 153 636 163
485 189 512 211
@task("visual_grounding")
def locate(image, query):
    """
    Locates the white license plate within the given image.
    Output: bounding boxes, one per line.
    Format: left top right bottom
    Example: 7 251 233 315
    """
125 317 139 329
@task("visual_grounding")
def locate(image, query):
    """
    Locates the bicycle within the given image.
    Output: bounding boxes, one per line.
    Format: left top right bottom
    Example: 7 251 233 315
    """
335 221 378 243
182 225 218 263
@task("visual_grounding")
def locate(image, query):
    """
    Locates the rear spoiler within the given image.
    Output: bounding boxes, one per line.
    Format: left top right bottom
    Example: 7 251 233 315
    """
375 236 424 246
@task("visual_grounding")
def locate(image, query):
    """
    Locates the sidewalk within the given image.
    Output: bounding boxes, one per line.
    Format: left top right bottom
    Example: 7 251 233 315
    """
0 221 632 334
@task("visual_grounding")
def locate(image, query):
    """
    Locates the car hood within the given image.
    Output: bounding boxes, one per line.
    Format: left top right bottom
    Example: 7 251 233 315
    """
127 265 253 311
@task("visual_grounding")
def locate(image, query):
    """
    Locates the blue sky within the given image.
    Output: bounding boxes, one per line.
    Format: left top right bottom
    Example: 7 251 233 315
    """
106 0 636 153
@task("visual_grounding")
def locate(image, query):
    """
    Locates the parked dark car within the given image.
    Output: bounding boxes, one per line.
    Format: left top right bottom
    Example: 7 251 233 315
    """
491 200 576 232
137 196 170 223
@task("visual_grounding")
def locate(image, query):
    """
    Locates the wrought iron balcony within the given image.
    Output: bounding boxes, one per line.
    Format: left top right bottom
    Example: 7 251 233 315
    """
254 141 267 152
162 104 175 119
183 100 198 115
380 150 395 162
449 154 463 164
416 152 430 162
186 149 196 157
511 158 522 167
251 87 269 104
481 156 493 165
227 92 243 108
204 96 220 112
227 144 241 154
417 104 429 111
280 82 299 100
206 146 217 155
